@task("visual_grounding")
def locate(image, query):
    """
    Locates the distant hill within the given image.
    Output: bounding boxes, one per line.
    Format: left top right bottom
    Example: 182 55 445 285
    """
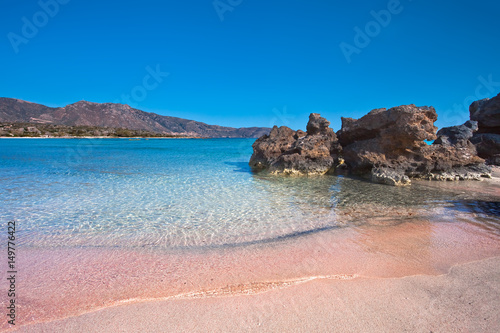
0 98 270 138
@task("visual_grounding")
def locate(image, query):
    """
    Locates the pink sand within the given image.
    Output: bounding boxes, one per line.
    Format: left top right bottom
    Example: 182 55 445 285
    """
2 216 500 332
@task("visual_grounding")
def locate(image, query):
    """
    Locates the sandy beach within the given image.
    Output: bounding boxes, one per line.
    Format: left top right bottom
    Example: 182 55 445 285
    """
2 152 499 332
12 256 500 333
4 211 500 332
2 0 499 330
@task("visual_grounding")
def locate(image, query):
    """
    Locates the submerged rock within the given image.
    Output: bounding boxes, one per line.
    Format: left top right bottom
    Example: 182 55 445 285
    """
469 92 500 165
249 113 342 175
371 168 411 186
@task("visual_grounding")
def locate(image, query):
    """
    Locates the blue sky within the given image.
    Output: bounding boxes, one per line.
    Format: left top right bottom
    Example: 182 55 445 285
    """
1 0 499 131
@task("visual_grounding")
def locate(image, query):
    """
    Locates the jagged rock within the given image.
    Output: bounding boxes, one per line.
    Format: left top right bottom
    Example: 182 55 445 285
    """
250 103 493 185
249 113 342 175
306 113 331 135
434 120 478 146
428 120 491 179
470 92 500 133
423 164 491 181
338 105 438 148
248 126 297 170
470 133 500 165
337 105 438 174
469 93 500 165
296 129 306 138
337 105 490 185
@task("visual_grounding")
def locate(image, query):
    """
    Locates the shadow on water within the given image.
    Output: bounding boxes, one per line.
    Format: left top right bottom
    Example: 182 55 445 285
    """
175 178 500 250
459 200 500 217
250 173 452 208
200 225 339 250
248 172 500 227
447 200 500 235
224 161 256 173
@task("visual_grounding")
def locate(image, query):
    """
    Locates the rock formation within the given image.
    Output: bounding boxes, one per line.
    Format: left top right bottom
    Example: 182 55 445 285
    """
434 120 478 146
470 93 500 132
337 105 490 185
430 120 490 181
337 105 438 178
249 113 342 175
250 104 492 185
469 92 500 165
471 134 500 165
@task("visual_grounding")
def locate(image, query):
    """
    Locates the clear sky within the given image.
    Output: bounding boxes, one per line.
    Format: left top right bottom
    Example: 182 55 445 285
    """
1 0 499 131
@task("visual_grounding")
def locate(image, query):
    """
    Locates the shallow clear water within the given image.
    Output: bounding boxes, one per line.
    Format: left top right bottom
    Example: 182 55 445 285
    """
1 138 499 250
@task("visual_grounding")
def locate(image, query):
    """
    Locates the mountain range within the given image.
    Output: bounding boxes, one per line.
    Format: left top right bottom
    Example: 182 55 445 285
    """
0 98 270 138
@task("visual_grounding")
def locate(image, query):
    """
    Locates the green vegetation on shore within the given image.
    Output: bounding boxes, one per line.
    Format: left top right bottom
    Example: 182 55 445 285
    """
0 122 188 138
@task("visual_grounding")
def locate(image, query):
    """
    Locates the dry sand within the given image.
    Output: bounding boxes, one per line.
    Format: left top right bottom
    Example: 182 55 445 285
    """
14 256 500 333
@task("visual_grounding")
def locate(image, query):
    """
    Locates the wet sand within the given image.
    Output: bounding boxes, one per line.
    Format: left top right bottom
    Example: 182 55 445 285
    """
3 215 500 332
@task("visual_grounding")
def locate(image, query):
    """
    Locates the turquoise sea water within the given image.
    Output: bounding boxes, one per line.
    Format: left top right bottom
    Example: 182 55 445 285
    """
1 138 499 250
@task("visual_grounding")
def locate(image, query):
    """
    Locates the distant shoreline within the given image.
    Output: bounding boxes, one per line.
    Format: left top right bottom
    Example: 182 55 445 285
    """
0 136 201 139
0 136 257 139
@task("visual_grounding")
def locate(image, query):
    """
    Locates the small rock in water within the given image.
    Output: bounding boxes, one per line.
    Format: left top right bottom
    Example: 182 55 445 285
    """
371 168 411 186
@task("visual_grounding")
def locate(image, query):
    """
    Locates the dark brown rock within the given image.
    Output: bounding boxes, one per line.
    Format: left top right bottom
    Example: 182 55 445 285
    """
470 133 500 165
249 114 342 175
338 105 438 148
337 105 438 174
470 92 500 134
469 92 500 165
337 105 490 185
248 126 297 170
251 102 493 184
306 113 331 135
434 120 478 146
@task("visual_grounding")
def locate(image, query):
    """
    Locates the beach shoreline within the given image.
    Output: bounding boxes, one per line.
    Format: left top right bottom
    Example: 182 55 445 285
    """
1 144 499 332
0 136 203 139
3 213 500 332
10 256 500 332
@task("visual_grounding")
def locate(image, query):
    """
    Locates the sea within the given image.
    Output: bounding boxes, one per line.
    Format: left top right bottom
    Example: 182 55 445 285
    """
1 138 499 251
1 138 500 329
